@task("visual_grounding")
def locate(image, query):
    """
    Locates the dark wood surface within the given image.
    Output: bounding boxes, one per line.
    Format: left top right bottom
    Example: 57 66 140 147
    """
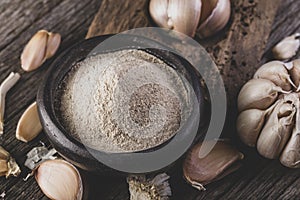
0 0 299 199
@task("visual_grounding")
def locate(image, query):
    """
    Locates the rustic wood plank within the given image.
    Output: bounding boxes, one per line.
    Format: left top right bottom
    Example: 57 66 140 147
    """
0 0 102 199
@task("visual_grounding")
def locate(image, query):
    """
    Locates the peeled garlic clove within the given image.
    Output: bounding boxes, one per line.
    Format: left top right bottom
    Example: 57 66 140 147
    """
35 159 83 200
45 32 61 59
183 140 244 191
257 100 295 159
127 173 171 200
272 33 300 60
21 30 48 72
253 61 294 91
0 146 21 178
149 0 202 37
238 79 287 112
290 59 300 90
16 102 42 142
198 0 231 38
237 109 266 147
280 127 300 168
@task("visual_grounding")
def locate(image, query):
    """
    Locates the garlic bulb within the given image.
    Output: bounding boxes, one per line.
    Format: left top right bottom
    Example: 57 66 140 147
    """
237 59 300 168
35 159 83 200
149 0 231 38
183 140 244 191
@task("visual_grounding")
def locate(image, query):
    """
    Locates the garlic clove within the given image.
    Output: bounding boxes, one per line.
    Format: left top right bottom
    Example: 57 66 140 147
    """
16 102 42 143
237 79 288 112
183 140 244 191
257 100 295 159
237 109 266 147
35 159 83 200
149 0 169 28
21 30 49 72
280 127 300 168
45 32 61 59
149 0 202 37
290 59 300 90
197 0 231 38
272 33 300 60
0 146 21 178
253 61 294 91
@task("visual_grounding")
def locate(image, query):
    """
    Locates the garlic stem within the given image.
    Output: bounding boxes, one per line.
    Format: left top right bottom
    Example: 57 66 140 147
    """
0 72 21 135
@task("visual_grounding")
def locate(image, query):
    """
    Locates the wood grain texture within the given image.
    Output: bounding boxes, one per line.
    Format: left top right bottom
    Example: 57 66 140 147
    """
0 0 299 199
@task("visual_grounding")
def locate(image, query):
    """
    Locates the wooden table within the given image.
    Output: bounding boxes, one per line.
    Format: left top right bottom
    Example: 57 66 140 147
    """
0 0 299 199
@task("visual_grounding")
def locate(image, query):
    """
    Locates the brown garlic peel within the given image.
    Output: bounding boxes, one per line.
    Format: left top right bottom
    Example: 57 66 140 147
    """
127 173 171 200
149 0 231 38
16 102 42 143
237 59 300 168
183 140 244 191
0 146 21 178
0 72 21 135
21 30 61 72
272 33 300 60
35 159 83 200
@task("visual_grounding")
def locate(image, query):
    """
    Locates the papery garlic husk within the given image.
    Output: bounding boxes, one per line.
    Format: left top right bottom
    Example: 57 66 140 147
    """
127 173 171 200
0 146 21 178
149 0 231 38
35 159 83 200
149 0 202 37
280 127 300 168
183 140 244 191
21 30 61 72
0 72 21 135
253 61 295 91
16 102 42 142
257 99 296 159
272 33 300 60
197 0 231 38
290 59 300 90
238 79 289 112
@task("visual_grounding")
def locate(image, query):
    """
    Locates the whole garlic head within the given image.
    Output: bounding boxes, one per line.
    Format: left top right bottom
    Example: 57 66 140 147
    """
149 0 231 38
237 59 300 168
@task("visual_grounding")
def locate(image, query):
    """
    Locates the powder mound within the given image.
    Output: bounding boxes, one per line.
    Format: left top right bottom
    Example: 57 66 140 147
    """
58 49 193 153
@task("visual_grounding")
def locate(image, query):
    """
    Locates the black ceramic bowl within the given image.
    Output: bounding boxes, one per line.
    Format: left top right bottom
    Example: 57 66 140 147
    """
37 34 210 175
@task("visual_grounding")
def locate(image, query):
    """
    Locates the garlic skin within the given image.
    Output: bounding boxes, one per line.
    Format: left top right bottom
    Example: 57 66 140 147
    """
272 33 300 60
16 102 42 142
149 0 231 38
35 159 83 200
0 72 20 135
0 146 21 178
237 59 300 168
21 30 61 72
127 173 171 200
183 140 244 191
